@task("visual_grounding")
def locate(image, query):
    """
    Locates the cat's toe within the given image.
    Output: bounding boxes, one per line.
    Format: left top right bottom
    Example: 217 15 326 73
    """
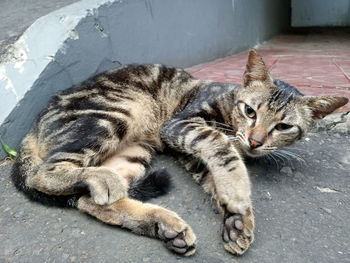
157 222 196 256
222 208 254 255
166 232 196 256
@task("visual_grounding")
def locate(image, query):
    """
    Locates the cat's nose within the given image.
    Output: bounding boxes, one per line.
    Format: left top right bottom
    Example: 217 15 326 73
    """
248 138 263 149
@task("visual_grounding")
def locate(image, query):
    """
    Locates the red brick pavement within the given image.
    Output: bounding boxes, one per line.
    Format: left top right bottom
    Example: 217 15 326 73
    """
188 35 350 112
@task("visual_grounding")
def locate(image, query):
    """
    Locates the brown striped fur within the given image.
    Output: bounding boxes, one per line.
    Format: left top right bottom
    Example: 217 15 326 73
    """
13 52 348 257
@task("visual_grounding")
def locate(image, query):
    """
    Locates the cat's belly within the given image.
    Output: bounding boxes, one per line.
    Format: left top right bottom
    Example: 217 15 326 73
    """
101 152 123 169
100 143 151 182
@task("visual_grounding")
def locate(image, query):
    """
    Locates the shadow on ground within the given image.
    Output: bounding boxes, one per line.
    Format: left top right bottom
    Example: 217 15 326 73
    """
0 132 349 263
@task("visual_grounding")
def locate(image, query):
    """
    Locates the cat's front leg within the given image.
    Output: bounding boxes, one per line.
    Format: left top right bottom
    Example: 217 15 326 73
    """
217 172 255 256
185 157 255 255
162 117 255 255
205 151 251 215
199 143 255 255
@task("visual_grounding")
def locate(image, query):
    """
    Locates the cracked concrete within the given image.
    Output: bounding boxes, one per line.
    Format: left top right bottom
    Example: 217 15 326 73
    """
1 132 349 262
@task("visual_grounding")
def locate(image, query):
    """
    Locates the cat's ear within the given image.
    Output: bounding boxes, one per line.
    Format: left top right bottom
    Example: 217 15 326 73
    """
304 95 348 119
243 49 273 86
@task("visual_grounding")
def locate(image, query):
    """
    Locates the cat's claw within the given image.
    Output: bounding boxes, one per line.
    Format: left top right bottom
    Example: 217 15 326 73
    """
157 222 196 256
222 207 255 255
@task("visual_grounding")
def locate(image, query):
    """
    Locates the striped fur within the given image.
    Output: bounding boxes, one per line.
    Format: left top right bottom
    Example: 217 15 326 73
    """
13 51 348 257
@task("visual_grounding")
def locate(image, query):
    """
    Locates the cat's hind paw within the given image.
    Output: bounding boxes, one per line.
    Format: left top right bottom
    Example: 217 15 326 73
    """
86 170 128 205
157 222 196 256
222 206 255 255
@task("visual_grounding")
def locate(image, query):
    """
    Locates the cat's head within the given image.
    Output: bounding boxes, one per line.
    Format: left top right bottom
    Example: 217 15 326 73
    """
232 50 348 157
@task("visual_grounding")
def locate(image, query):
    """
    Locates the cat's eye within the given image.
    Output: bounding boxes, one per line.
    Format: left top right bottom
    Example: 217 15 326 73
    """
275 123 293 131
245 105 256 119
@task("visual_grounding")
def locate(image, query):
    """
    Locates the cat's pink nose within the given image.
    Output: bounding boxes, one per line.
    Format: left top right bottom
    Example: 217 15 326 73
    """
248 138 262 149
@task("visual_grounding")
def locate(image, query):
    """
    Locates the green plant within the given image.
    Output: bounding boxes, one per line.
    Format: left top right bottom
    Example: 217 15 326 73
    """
0 137 17 158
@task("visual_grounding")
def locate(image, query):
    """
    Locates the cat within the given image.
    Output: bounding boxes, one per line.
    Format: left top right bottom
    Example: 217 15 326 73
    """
12 50 348 256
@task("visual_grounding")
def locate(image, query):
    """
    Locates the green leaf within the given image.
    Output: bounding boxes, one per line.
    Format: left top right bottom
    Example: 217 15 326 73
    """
0 137 17 158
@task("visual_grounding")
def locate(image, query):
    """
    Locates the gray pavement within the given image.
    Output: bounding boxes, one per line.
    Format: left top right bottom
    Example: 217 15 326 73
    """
1 131 349 263
0 0 78 55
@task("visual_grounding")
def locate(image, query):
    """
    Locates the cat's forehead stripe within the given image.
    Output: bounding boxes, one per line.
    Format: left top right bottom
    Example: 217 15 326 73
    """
266 79 302 112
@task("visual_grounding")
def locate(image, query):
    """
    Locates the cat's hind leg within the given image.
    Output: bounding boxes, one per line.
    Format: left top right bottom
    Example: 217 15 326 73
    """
77 196 197 256
25 160 128 205
25 142 158 206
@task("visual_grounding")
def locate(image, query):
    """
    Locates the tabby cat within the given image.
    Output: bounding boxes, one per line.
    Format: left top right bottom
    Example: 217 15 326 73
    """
12 50 348 256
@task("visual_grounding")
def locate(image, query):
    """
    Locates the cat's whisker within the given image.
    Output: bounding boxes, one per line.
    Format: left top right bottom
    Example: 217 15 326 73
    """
235 135 244 143
237 135 246 143
275 151 295 166
237 134 245 144
266 153 279 168
227 135 239 141
215 126 235 133
205 120 232 129
264 146 278 150
277 149 306 165
271 149 306 167
264 154 273 163
140 142 155 150
270 151 289 166
236 132 244 139
284 147 308 153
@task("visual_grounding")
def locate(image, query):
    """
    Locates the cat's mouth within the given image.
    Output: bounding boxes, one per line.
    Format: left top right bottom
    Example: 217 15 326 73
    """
241 145 276 158
242 146 266 157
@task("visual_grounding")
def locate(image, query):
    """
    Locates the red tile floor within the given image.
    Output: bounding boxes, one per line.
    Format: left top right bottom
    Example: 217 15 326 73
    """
188 32 350 112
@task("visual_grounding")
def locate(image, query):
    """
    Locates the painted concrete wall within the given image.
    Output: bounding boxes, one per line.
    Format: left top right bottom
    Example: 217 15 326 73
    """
292 0 350 27
0 0 290 157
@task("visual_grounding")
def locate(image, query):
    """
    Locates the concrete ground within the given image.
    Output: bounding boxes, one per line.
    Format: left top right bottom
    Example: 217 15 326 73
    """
1 131 350 263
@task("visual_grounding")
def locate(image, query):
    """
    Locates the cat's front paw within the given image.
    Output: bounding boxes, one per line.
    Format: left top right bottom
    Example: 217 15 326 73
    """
218 192 251 216
222 206 255 255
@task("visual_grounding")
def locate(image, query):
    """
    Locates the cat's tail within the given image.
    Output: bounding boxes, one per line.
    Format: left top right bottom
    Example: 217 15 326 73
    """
128 169 172 201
